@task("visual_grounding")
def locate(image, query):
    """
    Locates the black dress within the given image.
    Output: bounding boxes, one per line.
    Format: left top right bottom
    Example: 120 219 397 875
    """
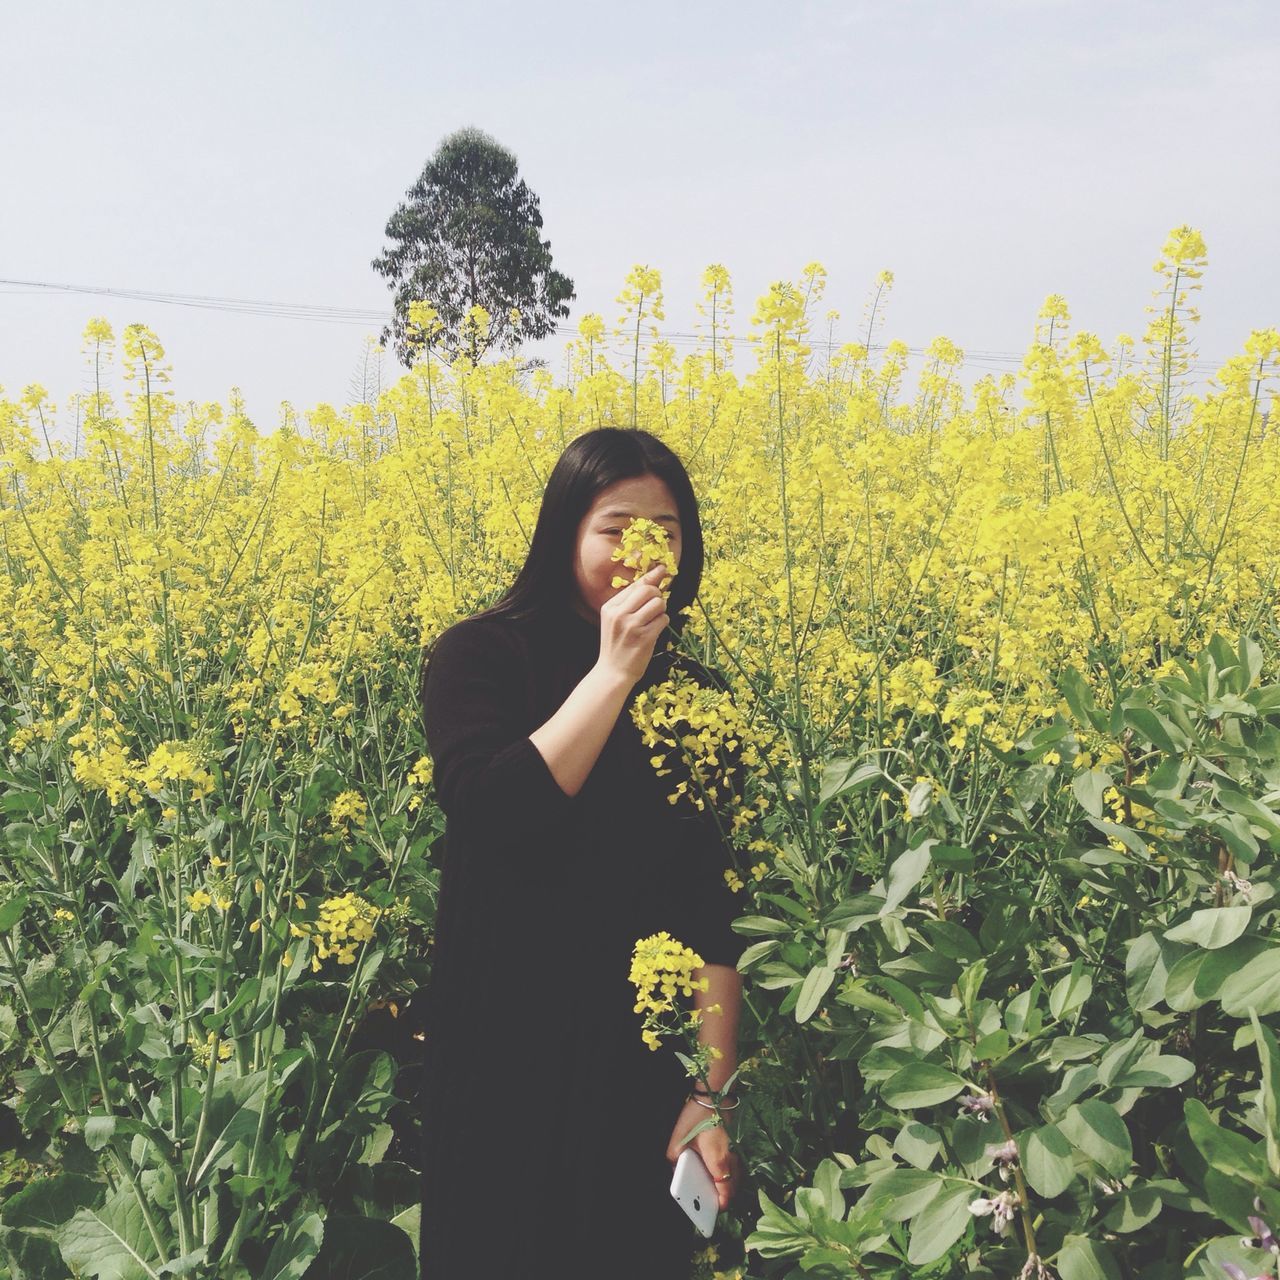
417 605 743 1280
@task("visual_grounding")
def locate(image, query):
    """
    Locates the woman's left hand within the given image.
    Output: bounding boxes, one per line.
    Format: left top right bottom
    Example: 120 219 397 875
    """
665 1096 743 1210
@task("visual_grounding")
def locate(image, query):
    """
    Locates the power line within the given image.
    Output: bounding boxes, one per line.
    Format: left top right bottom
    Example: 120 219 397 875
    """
0 275 1230 374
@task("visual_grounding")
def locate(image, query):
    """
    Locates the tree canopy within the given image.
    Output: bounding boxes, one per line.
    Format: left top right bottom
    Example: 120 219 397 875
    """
372 127 575 365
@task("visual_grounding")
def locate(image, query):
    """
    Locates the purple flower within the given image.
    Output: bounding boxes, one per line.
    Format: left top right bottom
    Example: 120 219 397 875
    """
987 1137 1019 1182
1245 1213 1280 1254
958 1092 996 1120
969 1189 1018 1237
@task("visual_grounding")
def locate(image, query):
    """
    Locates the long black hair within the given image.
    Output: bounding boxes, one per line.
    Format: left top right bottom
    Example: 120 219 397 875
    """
418 426 707 691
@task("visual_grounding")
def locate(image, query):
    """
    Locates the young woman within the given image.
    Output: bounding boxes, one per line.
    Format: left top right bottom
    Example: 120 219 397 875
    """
416 427 745 1279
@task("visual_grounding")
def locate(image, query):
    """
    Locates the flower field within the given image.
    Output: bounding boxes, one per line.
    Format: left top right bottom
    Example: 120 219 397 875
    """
1 226 1280 1278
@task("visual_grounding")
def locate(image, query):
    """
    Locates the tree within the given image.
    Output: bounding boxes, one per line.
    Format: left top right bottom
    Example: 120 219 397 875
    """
372 127 575 366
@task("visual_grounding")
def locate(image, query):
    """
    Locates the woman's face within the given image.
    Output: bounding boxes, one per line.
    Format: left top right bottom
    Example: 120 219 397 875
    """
571 474 683 623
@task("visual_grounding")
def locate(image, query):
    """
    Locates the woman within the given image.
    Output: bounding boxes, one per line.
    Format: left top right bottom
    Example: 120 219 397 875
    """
416 427 745 1279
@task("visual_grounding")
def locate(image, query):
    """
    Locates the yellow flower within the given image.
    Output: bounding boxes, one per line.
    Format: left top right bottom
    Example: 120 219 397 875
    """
628 931 709 1019
609 517 677 594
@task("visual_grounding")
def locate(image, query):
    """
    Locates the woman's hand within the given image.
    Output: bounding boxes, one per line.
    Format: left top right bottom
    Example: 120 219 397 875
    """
665 1096 744 1211
597 563 669 686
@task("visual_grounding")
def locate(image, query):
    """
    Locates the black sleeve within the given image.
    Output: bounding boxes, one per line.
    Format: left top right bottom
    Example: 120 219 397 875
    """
420 619 577 850
665 654 747 969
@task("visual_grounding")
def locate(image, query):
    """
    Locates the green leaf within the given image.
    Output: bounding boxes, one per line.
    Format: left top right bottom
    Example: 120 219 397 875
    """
1020 1123 1075 1198
1057 1233 1122 1280
957 959 987 1012
1111 1054 1194 1089
795 965 837 1024
55 1186 163 1280
1164 905 1251 950
1059 1100 1132 1176
1220 949 1280 1017
823 893 885 931
1165 935 1270 1011
880 841 934 916
1048 960 1093 1019
1217 788 1280 841
0 1172 101 1230
819 757 881 808
1072 768 1111 819
1251 1012 1280 1177
304 1215 413 1280
0 893 29 932
260 1212 324 1280
905 1180 975 1266
1102 1185 1162 1233
812 1158 846 1220
1184 1098 1268 1182
880 1062 968 1110
860 1168 944 1222
1060 667 1107 731
733 915 793 936
1124 706 1184 754
893 1122 942 1171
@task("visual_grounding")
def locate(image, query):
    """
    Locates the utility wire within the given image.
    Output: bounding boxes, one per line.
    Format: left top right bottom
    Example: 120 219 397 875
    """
0 275 1229 374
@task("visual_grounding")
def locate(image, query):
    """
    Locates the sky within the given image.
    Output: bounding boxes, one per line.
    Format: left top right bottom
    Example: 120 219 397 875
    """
1 0 1275 436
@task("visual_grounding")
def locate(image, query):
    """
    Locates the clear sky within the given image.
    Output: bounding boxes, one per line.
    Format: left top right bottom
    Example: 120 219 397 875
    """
1 0 1275 433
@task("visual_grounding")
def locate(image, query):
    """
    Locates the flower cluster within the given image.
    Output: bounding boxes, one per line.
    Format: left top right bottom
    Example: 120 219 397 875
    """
609 517 677 596
629 930 708 1021
285 891 382 971
630 670 770 839
188 1030 234 1068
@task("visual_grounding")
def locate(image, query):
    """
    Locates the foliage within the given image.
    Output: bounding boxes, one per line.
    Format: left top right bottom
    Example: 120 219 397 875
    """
370 125 575 366
0 226 1278 1277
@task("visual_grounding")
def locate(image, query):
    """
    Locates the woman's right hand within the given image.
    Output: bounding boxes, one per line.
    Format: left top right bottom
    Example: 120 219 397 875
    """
597 563 671 686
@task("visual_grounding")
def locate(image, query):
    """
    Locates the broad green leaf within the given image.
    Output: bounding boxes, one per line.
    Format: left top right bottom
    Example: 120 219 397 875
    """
824 893 885 932
1251 1012 1280 1177
1020 1123 1075 1198
1164 905 1251 950
905 1180 975 1266
1124 706 1183 754
260 1212 324 1280
812 1158 845 1220
957 959 987 1012
819 758 881 808
732 915 792 936
1184 1098 1268 1182
0 893 29 932
1096 1029 1148 1087
1220 949 1280 1017
1060 1100 1132 1176
860 1168 944 1222
880 1062 967 1110
1049 961 1093 1019
1060 667 1106 731
1217 788 1280 841
0 1172 101 1230
55 1186 162 1280
1072 767 1111 819
301 1215 412 1280
1057 1233 1122 1280
1113 1053 1195 1088
880 841 934 916
893 1121 943 1171
1102 1185 1162 1233
1164 935 1269 1011
795 964 837 1024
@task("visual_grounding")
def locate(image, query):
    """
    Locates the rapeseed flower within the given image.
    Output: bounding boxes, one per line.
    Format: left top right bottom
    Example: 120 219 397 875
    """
609 517 677 596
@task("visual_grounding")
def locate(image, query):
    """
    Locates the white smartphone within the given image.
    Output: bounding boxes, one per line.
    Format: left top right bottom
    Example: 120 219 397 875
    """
669 1147 718 1238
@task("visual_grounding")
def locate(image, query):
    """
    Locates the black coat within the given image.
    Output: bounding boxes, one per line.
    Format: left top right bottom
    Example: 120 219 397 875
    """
417 604 742 1279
